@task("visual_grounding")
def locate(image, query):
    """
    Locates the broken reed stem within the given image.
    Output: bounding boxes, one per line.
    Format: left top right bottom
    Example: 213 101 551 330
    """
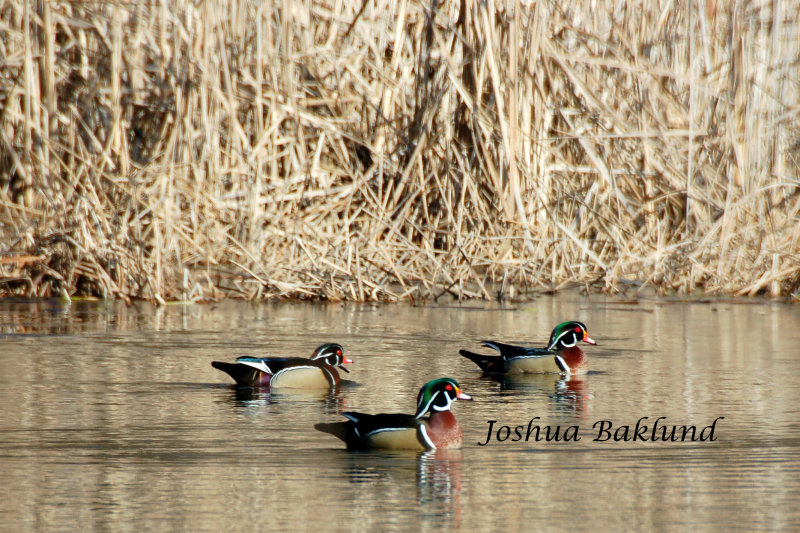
0 0 798 303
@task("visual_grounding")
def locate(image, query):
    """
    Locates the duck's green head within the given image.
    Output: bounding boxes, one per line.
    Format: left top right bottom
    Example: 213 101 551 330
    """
415 377 472 418
547 321 596 351
311 343 353 372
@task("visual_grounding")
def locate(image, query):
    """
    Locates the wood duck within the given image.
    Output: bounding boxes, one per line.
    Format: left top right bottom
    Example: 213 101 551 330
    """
211 343 351 389
314 378 472 451
459 321 596 376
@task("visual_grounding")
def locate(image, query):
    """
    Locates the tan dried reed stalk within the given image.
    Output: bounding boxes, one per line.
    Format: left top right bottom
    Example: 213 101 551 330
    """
0 0 798 303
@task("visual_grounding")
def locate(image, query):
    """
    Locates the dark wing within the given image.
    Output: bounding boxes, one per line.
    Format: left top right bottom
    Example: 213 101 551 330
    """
343 412 418 436
481 340 539 358
315 412 419 449
483 341 557 360
236 357 317 373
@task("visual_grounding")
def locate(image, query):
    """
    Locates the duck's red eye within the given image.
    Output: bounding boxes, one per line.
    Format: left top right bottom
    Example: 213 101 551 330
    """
337 349 342 356
574 327 581 332
445 384 453 391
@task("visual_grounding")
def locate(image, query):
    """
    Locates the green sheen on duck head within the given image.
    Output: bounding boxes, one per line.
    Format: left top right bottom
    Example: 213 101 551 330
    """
547 321 596 351
310 343 352 371
414 378 472 419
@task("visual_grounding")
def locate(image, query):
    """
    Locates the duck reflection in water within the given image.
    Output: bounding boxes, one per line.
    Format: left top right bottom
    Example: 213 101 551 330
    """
229 386 349 414
417 449 463 522
491 373 593 413
338 449 464 523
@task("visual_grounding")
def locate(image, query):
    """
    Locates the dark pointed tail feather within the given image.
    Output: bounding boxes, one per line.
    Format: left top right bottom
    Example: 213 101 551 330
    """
459 350 504 373
314 421 355 445
211 361 257 386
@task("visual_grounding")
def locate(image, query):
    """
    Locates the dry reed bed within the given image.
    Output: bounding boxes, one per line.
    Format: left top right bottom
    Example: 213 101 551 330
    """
0 0 798 302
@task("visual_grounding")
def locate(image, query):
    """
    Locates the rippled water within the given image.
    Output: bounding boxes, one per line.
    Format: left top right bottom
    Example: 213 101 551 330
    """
1 296 799 531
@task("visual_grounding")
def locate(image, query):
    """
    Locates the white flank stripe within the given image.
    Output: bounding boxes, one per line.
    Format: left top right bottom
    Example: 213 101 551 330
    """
367 427 409 437
272 365 317 382
512 353 547 360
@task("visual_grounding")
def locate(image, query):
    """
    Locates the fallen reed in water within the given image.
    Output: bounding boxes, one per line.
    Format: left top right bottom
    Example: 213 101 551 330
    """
1 1 798 302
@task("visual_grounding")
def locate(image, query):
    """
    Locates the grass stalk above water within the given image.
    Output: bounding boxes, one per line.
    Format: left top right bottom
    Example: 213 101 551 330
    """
1 1 798 303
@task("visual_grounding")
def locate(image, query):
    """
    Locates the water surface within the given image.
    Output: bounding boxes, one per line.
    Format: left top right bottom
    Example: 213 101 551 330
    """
1 296 799 531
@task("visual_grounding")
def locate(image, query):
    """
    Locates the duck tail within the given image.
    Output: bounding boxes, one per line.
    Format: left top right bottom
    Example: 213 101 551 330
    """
459 350 503 373
314 421 353 444
211 361 258 386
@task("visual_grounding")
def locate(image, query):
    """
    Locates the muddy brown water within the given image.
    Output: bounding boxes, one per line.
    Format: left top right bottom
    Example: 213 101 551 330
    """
1 297 799 531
